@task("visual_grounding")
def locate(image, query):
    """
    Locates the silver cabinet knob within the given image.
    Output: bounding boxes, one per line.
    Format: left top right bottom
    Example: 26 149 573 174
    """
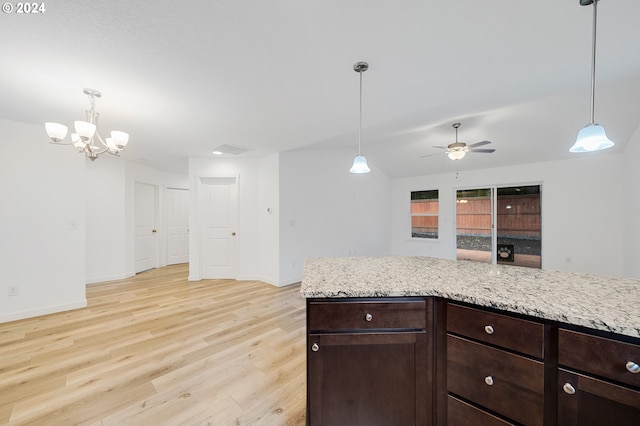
311 343 319 352
365 313 373 322
484 325 494 335
563 383 576 395
484 376 494 386
626 361 640 373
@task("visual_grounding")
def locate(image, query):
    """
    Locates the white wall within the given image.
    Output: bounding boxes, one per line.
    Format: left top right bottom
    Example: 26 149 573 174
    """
623 123 640 278
392 153 631 278
0 119 86 322
85 157 127 283
258 153 281 284
279 149 392 284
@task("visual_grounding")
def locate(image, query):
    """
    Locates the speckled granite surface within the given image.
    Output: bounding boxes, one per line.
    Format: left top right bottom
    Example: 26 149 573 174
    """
301 256 640 338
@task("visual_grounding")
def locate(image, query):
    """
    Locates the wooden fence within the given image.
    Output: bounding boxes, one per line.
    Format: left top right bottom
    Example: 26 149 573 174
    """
411 195 540 238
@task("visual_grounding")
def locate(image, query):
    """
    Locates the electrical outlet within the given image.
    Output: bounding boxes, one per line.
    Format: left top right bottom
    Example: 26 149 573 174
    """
8 286 18 296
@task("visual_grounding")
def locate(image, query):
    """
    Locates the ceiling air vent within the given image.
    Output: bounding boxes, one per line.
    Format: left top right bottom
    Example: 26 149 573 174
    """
212 144 251 155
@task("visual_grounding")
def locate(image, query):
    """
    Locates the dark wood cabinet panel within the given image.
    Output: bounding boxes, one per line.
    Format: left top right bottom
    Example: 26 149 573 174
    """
306 297 639 426
558 368 640 426
447 334 544 426
447 303 544 358
306 297 431 426
558 329 640 388
307 331 429 426
447 395 515 426
308 299 426 331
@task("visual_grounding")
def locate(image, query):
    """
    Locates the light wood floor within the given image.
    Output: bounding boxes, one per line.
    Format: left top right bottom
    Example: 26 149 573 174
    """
0 264 307 425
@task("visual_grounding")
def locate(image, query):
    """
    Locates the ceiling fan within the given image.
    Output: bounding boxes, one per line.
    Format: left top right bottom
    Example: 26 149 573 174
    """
422 123 495 160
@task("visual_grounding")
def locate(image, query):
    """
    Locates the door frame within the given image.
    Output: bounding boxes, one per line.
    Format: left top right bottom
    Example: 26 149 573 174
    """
166 187 189 265
191 173 240 281
453 181 542 266
134 181 161 273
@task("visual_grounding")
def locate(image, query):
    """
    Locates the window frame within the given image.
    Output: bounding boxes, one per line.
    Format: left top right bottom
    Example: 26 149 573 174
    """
410 189 439 240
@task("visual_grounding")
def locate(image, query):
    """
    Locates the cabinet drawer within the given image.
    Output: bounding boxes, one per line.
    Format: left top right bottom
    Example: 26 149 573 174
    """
308 299 426 331
448 395 514 426
558 329 640 388
447 335 544 426
447 303 544 358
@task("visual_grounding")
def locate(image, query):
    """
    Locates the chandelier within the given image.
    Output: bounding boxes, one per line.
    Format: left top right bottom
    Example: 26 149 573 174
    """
45 88 129 161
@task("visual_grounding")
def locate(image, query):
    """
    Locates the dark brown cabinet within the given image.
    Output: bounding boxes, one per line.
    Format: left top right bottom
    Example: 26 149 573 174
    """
446 303 546 426
306 298 431 426
306 298 640 426
557 329 640 425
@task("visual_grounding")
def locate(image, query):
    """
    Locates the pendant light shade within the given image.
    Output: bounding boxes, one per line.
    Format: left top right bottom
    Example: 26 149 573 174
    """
571 123 614 152
350 155 370 173
350 61 371 174
571 0 614 153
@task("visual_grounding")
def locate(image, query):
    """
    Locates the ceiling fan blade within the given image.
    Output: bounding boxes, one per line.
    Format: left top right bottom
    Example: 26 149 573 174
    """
432 145 448 149
469 148 495 153
468 140 491 148
419 152 444 158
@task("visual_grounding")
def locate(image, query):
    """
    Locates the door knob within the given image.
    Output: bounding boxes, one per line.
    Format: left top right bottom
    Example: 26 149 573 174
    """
152 229 157 233
231 232 236 236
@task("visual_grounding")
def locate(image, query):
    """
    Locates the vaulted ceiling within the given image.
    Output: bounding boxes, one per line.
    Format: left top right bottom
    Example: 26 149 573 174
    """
2 0 640 178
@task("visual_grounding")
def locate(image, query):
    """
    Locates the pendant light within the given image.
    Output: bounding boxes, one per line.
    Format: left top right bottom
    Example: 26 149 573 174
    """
570 0 614 153
350 61 371 173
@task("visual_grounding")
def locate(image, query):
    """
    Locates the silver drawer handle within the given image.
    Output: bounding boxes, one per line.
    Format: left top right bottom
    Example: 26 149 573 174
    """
311 343 319 352
484 376 494 386
626 361 640 373
365 313 373 322
563 383 576 395
484 325 494 335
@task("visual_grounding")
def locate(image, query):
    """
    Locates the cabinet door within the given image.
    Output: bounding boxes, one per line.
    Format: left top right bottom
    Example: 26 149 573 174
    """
558 369 640 426
307 332 428 426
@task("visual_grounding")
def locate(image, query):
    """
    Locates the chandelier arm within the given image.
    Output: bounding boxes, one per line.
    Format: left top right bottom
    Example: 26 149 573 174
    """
93 130 111 151
86 107 115 153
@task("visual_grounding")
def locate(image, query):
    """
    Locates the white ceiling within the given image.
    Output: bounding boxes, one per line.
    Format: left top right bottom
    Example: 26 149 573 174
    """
2 0 640 178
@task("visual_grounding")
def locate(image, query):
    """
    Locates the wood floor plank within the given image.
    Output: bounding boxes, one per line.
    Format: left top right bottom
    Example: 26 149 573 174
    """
0 264 306 425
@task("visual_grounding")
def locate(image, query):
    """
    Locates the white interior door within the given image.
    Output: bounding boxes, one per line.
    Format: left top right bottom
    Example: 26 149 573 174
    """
167 188 189 265
200 177 238 279
135 182 156 273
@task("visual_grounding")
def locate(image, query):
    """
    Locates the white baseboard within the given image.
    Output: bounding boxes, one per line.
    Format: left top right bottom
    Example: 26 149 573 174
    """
0 300 87 324
86 272 133 285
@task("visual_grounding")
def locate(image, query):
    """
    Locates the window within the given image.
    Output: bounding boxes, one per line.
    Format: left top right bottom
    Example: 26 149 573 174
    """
456 185 541 268
411 190 439 239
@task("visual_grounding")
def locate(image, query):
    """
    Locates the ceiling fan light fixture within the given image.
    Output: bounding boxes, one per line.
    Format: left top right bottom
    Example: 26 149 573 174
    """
448 150 466 160
572 0 614 153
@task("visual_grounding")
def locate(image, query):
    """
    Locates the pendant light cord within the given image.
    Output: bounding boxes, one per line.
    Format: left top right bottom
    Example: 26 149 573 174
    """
589 0 598 124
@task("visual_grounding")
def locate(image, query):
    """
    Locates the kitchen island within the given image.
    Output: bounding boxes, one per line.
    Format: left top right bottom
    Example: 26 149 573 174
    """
301 256 640 425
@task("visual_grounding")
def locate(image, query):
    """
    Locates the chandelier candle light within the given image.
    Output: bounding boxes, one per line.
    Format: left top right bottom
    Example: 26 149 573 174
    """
570 0 614 153
350 61 371 174
45 88 129 161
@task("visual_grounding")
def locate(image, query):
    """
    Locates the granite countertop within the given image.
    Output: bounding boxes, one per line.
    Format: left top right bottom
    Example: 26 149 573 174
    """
301 256 640 338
